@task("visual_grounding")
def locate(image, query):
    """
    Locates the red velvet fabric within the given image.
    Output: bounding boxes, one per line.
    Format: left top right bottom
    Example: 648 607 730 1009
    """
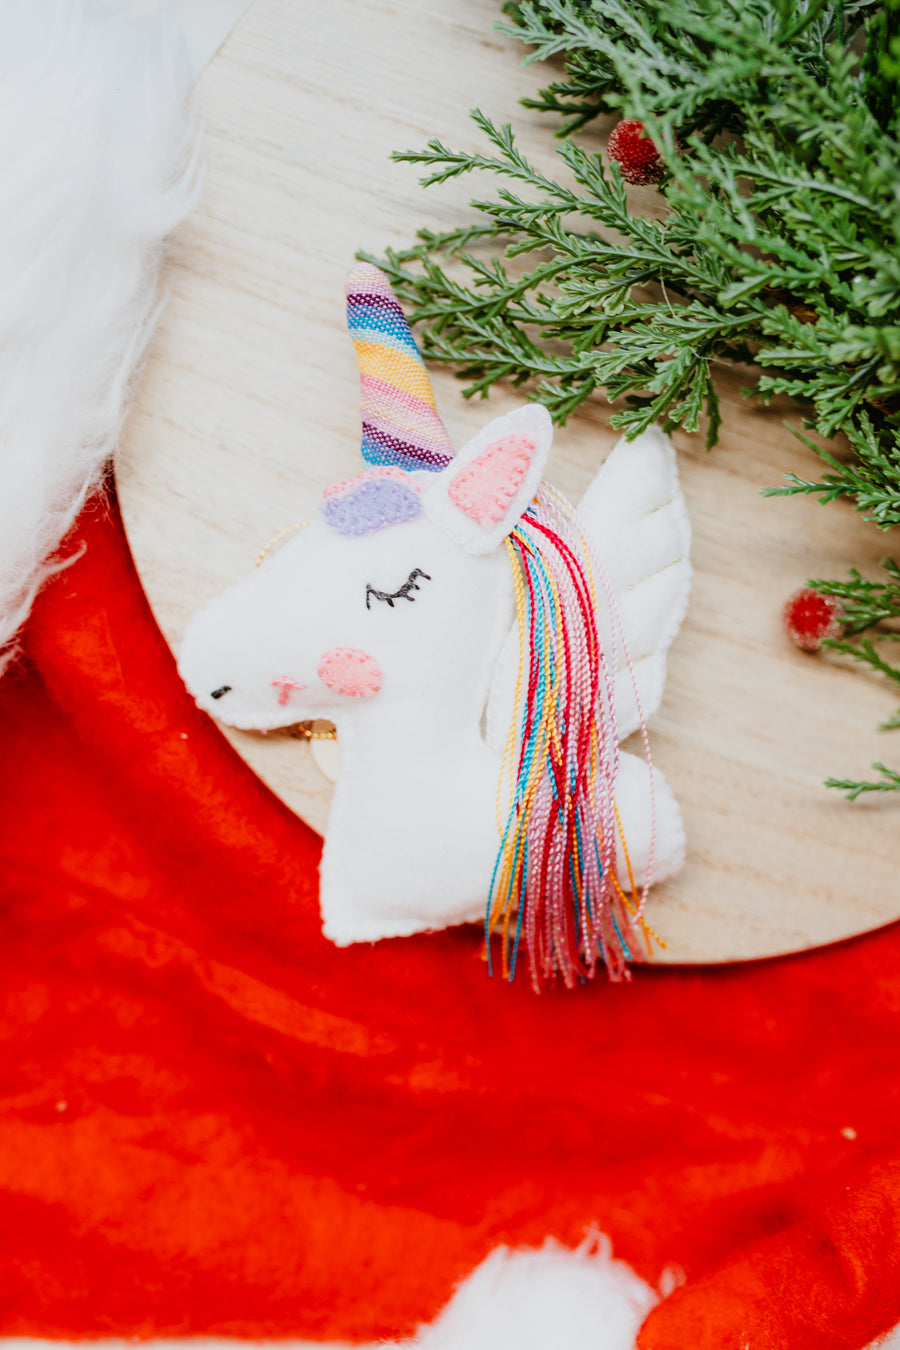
2 491 900 1347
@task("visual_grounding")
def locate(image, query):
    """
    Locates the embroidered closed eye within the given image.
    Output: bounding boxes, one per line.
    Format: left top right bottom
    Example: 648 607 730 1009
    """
366 568 431 610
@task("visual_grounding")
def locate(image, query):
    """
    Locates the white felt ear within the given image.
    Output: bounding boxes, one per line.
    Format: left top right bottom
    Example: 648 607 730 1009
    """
423 404 553 555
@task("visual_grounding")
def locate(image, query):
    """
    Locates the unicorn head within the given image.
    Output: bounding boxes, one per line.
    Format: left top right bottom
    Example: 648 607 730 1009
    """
180 264 691 989
182 265 551 731
179 400 553 733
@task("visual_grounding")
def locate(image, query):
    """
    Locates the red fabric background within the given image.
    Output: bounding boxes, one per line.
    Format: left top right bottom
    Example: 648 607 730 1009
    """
2 492 900 1348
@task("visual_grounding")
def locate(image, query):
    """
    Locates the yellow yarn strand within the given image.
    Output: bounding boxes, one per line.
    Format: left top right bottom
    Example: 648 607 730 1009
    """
612 802 666 955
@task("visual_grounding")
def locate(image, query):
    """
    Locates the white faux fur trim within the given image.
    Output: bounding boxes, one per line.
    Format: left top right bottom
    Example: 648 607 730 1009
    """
0 1237 661 1350
0 0 197 674
3 1232 899 1349
98 0 255 84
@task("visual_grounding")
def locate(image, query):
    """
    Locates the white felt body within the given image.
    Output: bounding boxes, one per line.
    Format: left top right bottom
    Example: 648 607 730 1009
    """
179 502 514 942
180 415 691 945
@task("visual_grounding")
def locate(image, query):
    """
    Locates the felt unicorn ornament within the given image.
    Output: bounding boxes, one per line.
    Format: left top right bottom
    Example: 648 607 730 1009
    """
180 264 691 990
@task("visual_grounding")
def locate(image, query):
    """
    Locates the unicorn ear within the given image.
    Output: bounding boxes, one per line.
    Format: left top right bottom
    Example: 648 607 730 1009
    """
422 404 553 554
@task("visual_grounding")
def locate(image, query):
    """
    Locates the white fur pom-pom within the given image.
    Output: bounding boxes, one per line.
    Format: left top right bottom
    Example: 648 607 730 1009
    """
395 1234 660 1350
0 0 198 673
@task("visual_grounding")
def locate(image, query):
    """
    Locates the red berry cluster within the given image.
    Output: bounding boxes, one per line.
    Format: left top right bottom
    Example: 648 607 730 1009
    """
607 119 665 186
783 587 844 652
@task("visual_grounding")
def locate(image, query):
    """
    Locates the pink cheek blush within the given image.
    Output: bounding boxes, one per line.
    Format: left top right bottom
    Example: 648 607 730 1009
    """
317 647 382 698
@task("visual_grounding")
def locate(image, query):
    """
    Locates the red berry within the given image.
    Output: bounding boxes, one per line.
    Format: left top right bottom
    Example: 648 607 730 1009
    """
607 119 665 186
783 587 844 652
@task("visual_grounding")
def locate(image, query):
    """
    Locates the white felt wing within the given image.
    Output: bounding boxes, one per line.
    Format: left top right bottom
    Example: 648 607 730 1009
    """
485 425 690 753
612 750 685 887
576 425 691 741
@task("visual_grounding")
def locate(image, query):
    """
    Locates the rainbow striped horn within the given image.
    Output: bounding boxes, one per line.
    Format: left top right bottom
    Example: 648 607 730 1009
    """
345 263 454 472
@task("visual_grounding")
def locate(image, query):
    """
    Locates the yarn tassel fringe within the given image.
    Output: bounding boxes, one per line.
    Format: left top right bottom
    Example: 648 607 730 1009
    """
487 484 643 993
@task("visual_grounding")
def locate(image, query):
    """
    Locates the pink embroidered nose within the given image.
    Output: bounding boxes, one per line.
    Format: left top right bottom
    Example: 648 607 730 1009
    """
317 647 382 698
272 676 307 707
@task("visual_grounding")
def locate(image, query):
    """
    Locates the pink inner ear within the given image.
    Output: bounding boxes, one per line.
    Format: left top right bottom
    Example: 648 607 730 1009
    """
447 435 535 527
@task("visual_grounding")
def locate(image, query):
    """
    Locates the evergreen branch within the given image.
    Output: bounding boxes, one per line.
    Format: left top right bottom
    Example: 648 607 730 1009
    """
826 761 900 798
762 419 900 526
823 634 900 685
372 0 900 799
812 559 900 631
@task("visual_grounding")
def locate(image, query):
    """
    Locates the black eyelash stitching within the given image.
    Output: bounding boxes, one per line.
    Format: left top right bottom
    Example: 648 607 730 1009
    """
366 568 431 610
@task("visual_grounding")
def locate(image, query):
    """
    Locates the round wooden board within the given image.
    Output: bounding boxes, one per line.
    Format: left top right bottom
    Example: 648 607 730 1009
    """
117 0 900 963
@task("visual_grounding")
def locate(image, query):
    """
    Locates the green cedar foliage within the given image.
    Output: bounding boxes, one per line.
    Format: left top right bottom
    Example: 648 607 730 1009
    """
366 0 900 797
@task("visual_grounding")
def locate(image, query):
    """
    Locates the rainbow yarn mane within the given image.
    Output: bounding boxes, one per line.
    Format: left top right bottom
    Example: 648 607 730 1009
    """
489 486 650 992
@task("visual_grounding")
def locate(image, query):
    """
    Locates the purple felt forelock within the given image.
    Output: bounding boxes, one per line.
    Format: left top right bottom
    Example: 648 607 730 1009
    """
321 474 422 536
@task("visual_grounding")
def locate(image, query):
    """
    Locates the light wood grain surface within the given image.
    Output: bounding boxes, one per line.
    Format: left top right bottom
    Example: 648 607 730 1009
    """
117 0 900 963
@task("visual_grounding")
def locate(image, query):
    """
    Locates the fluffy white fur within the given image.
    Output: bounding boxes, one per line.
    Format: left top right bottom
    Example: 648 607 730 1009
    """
99 0 255 85
396 1236 660 1350
0 0 197 674
180 409 691 946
